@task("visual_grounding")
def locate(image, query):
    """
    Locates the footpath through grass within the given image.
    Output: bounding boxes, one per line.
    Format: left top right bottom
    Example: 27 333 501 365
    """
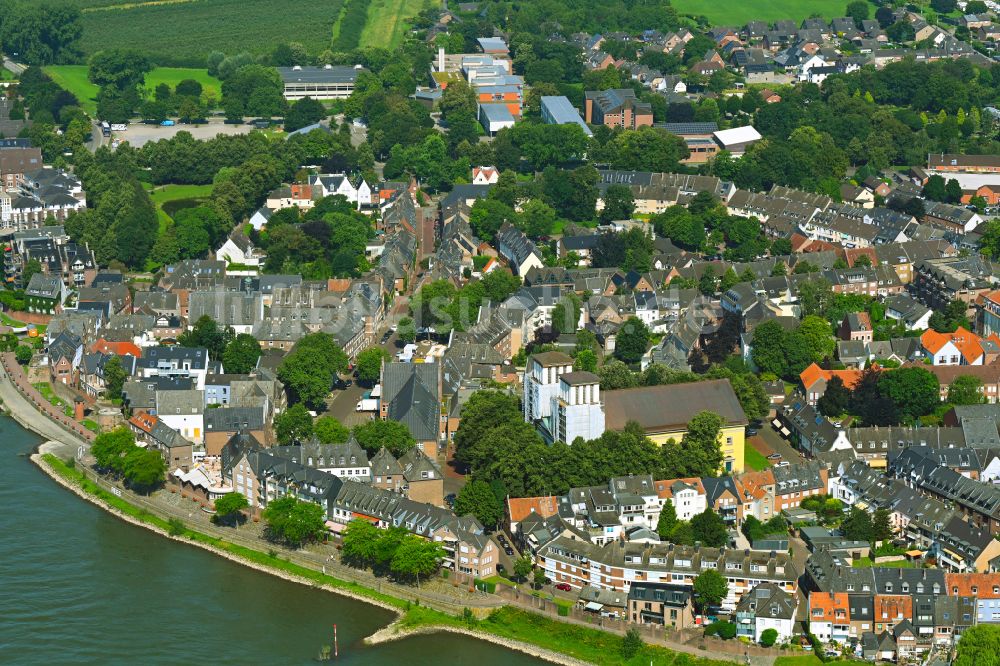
43 453 741 666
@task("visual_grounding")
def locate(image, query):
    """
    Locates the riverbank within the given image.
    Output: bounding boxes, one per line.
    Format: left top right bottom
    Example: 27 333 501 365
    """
33 448 740 666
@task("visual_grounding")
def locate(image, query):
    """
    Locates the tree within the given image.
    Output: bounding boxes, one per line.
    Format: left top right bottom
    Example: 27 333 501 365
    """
760 628 779 647
621 628 644 660
103 355 127 400
341 519 383 568
274 403 313 445
89 49 152 91
798 315 835 362
284 96 327 132
574 348 598 373
356 347 389 386
179 315 227 360
656 499 679 540
263 496 326 548
222 333 261 374
314 416 350 444
533 568 547 589
691 508 729 548
520 199 558 239
396 317 417 345
949 374 987 406
872 508 894 543
278 333 348 408
841 506 875 543
878 366 940 423
600 184 635 224
21 258 43 287
693 569 728 611
614 317 650 364
352 420 415 457
92 427 136 474
122 447 167 492
390 535 444 585
513 555 533 582
922 174 948 202
845 1 870 27
955 625 1000 666
679 411 725 477
931 0 957 12
817 375 851 417
453 479 503 527
213 492 249 525
14 345 32 366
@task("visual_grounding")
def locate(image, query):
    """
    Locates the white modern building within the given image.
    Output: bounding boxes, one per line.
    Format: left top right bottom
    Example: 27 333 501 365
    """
524 351 573 424
277 65 365 100
551 371 605 444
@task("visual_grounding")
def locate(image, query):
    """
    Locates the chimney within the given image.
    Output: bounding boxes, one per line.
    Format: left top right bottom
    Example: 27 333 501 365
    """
74 398 85 421
438 47 445 73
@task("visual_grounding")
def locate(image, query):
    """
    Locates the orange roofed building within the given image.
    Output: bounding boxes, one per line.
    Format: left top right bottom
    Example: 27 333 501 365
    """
91 338 142 358
809 591 851 642
946 572 1000 623
506 495 559 532
920 326 1000 366
800 363 866 405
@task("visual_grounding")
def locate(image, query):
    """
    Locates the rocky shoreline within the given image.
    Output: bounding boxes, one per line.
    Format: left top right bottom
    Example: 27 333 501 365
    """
31 448 590 666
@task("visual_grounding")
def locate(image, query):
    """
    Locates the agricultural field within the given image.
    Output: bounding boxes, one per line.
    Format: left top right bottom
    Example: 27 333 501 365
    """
671 0 847 25
70 0 344 64
358 0 434 49
43 65 222 115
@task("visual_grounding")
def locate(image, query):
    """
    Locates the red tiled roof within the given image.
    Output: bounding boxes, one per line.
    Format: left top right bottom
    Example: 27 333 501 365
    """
507 496 558 524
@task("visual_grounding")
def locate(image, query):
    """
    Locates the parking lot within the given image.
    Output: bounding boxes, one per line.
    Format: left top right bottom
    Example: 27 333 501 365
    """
108 118 254 147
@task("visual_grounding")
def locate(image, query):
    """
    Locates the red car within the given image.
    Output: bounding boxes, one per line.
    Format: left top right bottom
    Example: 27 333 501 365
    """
555 583 572 592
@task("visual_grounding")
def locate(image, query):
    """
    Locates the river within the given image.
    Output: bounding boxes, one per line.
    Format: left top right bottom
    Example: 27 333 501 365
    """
0 416 545 665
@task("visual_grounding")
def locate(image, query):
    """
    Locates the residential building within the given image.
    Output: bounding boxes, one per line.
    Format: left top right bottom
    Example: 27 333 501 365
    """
496 222 543 276
537 536 798 608
550 371 605 444
584 89 653 129
735 583 798 642
627 583 694 628
381 362 442 457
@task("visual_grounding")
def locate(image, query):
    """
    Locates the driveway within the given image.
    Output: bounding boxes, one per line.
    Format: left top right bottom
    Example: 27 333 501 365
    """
754 419 803 463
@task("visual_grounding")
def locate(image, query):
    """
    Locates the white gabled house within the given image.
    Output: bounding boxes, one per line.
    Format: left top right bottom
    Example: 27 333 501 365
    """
216 230 265 269
308 173 373 210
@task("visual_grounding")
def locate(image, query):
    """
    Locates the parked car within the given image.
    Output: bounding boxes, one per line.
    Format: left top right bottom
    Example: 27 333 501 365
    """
380 330 392 344
767 453 782 460
496 563 505 575
747 428 759 436
333 379 352 390
504 546 514 556
555 583 572 592
444 493 456 507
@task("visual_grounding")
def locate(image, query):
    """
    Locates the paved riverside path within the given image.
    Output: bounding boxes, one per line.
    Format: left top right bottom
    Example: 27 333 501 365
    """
0 354 87 459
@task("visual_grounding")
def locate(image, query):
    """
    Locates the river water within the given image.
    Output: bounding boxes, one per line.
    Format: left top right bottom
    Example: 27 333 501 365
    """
0 416 544 665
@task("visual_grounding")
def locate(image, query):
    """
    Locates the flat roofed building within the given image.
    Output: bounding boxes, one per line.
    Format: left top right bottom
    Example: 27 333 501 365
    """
277 65 365 100
540 96 593 137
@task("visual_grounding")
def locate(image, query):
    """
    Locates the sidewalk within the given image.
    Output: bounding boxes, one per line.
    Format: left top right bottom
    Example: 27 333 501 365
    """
0 352 91 457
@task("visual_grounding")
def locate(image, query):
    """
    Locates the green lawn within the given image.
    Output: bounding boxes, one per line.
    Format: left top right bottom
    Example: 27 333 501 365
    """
774 657 823 666
0 312 26 327
43 65 221 116
671 0 847 24
359 0 432 48
852 557 914 568
148 184 214 206
744 446 771 472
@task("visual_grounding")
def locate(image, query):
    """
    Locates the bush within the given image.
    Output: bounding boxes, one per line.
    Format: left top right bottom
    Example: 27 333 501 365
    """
167 517 186 536
706 621 737 639
760 628 778 647
557 605 569 616
621 627 643 659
